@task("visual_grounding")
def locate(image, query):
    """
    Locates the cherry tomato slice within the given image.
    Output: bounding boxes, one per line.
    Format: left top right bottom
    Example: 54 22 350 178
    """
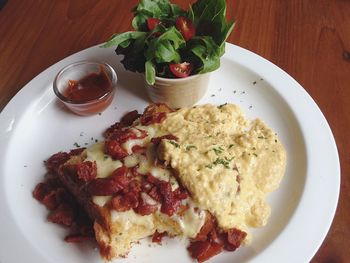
147 18 161 31
169 62 193 78
175 16 195 41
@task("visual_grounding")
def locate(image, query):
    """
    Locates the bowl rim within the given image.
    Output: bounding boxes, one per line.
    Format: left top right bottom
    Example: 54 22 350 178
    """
53 60 117 105
152 71 211 83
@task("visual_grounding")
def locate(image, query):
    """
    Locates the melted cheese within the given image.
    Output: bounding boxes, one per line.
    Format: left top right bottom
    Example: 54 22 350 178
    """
85 143 123 178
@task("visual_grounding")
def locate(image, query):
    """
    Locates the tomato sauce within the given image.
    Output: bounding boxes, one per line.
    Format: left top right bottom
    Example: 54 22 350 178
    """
64 67 112 103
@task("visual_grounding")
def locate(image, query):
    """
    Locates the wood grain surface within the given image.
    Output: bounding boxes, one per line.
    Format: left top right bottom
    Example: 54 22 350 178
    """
0 0 349 262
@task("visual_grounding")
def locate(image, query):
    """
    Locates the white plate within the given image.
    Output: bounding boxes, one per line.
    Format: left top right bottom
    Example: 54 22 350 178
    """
0 43 340 263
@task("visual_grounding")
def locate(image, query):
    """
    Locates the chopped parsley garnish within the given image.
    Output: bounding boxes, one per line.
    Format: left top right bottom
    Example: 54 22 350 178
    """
258 136 265 139
228 144 234 148
218 103 227 109
213 158 230 168
253 81 257 85
205 164 213 169
186 145 197 151
253 153 258 157
169 140 180 148
73 142 81 147
212 146 224 155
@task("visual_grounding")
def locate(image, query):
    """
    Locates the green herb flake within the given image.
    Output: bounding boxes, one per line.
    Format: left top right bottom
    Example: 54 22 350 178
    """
169 140 180 148
74 142 81 147
253 153 258 157
258 136 265 139
186 145 197 151
218 103 227 109
228 144 234 149
213 158 230 168
212 146 224 155
205 164 213 169
253 81 257 85
211 94 216 97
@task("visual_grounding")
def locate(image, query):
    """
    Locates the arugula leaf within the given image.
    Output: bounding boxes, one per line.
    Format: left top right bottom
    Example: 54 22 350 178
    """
189 36 221 73
145 26 184 63
145 60 156 85
102 31 147 48
132 0 185 31
191 0 235 46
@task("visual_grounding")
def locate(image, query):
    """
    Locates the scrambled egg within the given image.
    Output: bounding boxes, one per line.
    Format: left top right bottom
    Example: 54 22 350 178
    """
155 104 287 241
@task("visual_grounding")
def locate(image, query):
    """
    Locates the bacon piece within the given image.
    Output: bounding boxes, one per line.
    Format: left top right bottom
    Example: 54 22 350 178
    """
151 134 178 146
221 228 247 251
33 182 52 202
45 148 85 173
140 103 173 125
159 182 181 216
194 213 215 242
87 166 129 196
120 110 141 126
104 122 124 139
104 140 128 160
132 145 147 154
134 196 158 215
147 186 162 202
109 192 139 212
152 231 168 244
173 188 189 200
45 152 70 173
47 203 75 226
41 190 59 210
127 179 142 194
76 161 97 182
64 233 93 243
188 240 223 263
108 127 148 143
145 174 163 185
68 148 86 156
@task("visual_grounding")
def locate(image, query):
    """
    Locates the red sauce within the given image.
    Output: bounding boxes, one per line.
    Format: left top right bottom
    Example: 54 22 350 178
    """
64 67 112 103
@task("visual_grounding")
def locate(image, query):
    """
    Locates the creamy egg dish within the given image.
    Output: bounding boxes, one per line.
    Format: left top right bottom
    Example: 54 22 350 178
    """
33 103 286 262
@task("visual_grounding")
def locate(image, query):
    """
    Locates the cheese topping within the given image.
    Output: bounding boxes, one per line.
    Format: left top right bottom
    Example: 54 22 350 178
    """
85 143 122 178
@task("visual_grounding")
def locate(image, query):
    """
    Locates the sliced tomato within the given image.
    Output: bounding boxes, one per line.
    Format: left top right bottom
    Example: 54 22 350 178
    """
169 62 193 78
147 18 161 31
175 16 195 41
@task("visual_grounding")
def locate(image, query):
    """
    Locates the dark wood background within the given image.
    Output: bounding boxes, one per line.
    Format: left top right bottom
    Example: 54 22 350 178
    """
0 1 348 262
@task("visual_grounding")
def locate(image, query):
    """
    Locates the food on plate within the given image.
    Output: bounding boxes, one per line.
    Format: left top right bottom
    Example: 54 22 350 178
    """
102 0 235 85
33 103 286 262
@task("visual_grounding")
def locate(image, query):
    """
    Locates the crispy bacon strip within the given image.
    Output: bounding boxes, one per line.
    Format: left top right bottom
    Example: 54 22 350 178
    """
140 103 173 125
76 161 97 182
152 231 168 244
87 166 129 196
104 140 128 160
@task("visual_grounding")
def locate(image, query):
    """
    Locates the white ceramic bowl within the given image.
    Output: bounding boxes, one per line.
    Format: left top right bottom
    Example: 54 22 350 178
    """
145 73 210 108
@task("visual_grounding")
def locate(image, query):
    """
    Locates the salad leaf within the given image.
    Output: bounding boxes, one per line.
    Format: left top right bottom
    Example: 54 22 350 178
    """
191 0 235 46
145 60 156 85
189 36 221 73
102 0 235 84
101 31 147 48
132 0 185 31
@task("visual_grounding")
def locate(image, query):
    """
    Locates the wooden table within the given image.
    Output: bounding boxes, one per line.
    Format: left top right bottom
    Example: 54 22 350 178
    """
0 0 348 262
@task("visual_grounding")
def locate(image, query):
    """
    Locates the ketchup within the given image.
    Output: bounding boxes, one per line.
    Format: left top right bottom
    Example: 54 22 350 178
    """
64 67 112 103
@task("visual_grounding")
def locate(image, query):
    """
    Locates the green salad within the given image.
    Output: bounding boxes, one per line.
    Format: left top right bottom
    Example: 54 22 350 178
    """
103 0 234 85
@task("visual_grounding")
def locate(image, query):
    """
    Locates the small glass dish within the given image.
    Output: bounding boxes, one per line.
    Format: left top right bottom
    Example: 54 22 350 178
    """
53 61 117 116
